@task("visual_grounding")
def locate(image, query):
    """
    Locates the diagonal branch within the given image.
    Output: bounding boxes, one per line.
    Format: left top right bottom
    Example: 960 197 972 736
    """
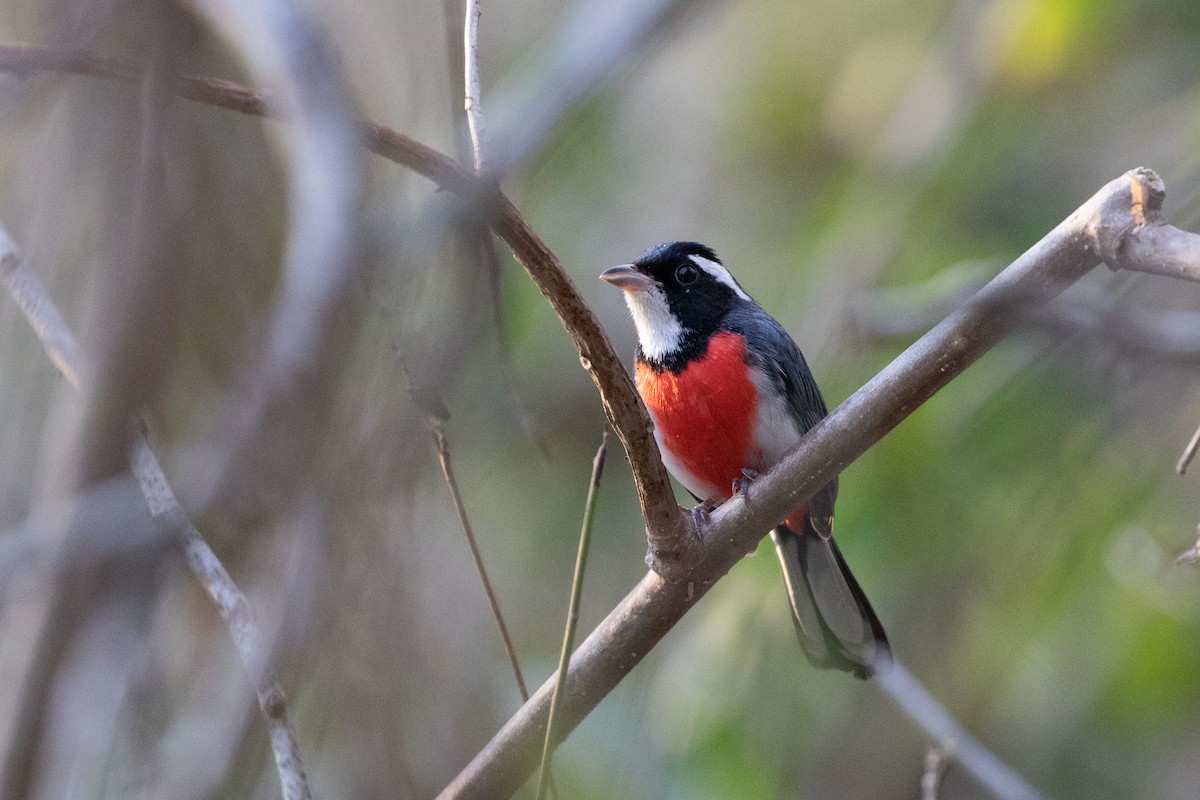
1178 422 1200 475
434 170 1200 799
431 419 531 702
6 45 1200 798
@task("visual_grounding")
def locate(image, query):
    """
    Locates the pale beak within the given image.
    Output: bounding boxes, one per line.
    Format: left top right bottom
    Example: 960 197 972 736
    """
600 264 655 291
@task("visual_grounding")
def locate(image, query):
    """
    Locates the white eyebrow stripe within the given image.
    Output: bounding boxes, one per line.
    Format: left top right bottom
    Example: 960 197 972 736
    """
689 254 751 302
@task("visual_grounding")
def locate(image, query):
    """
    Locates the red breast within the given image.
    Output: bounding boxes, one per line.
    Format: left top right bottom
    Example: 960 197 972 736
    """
635 331 758 502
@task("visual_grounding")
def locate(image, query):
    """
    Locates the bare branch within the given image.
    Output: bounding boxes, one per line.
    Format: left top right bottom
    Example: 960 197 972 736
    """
487 0 709 174
858 281 1200 366
463 0 486 173
921 746 950 800
130 432 311 800
0 226 82 388
1099 180 1200 284
879 664 1041 800
536 433 607 800
175 0 364 513
0 226 312 800
431 419 531 702
0 42 692 575
435 170 1199 799
1178 422 1200 475
1174 523 1200 565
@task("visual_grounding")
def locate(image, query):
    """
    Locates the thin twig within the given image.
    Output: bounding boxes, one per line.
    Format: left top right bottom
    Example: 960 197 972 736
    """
454 2 544 453
431 419 531 702
1 34 180 797
130 432 312 800
535 433 607 800
463 0 486 173
921 745 951 800
0 226 82 387
1177 422 1200 475
878 663 1040 800
1174 523 1200 565
0 226 312 800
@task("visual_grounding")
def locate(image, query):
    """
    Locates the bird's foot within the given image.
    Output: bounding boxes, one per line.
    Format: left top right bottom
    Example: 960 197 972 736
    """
689 498 719 531
732 468 761 501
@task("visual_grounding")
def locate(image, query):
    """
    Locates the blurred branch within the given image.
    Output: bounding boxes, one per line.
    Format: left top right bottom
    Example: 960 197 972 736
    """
177 0 365 513
0 44 689 587
436 170 1200 799
535 433 606 800
431 419 531 702
921 745 950 800
486 0 709 175
1 29 181 797
1174 523 1200 565
878 663 1040 800
857 281 1200 367
0 225 312 800
1178 422 1200 475
0 226 83 386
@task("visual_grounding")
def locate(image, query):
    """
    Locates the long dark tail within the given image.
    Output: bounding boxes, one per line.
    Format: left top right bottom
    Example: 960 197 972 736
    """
770 523 891 679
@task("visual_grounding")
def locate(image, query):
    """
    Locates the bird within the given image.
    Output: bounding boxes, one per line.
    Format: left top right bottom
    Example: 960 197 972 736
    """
601 241 890 678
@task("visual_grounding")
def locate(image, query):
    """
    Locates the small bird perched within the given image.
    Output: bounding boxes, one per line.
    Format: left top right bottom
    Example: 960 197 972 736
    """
602 241 890 678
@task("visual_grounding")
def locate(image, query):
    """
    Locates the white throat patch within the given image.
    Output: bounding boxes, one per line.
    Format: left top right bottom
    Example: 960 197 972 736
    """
622 284 684 361
690 255 751 302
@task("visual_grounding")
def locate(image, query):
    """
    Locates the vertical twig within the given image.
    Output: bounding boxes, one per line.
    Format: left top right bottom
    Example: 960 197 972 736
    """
431 420 531 702
922 745 950 800
446 0 542 453
463 0 486 174
535 433 607 800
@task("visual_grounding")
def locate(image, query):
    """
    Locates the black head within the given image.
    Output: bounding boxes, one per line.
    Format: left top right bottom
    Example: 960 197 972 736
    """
601 241 753 366
633 242 749 322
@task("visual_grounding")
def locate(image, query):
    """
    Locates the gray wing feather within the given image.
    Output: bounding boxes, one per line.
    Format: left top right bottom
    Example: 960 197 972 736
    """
724 304 837 529
725 302 890 677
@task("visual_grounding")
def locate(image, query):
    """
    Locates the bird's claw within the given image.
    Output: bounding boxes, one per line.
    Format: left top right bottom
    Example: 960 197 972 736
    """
732 468 761 500
689 499 718 531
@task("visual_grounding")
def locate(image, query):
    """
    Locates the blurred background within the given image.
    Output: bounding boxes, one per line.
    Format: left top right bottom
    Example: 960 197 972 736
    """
1 0 1200 798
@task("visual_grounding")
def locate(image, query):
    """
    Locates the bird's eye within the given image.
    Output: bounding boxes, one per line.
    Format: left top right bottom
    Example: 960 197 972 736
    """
675 264 699 285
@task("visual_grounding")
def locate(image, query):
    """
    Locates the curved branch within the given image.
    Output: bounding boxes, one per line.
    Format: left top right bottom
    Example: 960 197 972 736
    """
434 170 1200 798
0 40 693 574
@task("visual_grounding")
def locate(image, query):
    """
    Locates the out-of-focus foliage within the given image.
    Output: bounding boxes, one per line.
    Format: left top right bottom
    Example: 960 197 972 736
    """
1 0 1199 798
